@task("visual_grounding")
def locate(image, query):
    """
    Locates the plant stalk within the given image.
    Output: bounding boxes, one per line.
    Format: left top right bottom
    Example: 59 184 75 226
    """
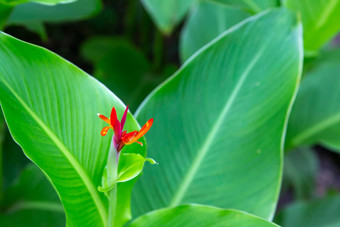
108 184 117 227
106 140 119 227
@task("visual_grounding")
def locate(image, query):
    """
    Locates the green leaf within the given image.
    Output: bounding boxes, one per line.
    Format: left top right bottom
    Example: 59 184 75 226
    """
286 49 340 152
284 0 340 54
141 0 195 34
7 0 101 25
132 9 302 220
180 1 251 62
0 32 146 226
0 164 65 227
117 153 156 183
0 0 75 28
207 0 278 13
0 0 72 5
129 204 279 227
283 147 318 200
27 0 75 5
275 195 340 227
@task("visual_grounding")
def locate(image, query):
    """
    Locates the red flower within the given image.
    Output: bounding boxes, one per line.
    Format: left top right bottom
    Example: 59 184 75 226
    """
98 106 153 152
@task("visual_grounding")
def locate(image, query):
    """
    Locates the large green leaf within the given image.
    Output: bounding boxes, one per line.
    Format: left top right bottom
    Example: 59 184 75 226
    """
0 164 65 227
208 0 278 13
132 9 302 220
284 0 340 54
286 50 340 152
130 205 279 227
141 0 195 34
0 32 146 226
180 1 251 62
275 194 340 227
7 0 101 25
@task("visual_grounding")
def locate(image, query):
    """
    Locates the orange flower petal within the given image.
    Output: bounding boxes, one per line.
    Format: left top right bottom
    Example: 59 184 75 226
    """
133 118 153 141
135 141 143 146
101 126 112 136
122 118 153 145
97 113 111 125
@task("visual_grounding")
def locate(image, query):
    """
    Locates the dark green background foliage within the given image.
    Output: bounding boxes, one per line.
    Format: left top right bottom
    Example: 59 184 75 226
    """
0 0 340 226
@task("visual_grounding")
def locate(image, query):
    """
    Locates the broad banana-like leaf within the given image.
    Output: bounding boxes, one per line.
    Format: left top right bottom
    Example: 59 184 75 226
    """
286 49 340 152
284 0 340 54
180 1 251 62
130 205 279 227
132 9 302 220
0 32 146 226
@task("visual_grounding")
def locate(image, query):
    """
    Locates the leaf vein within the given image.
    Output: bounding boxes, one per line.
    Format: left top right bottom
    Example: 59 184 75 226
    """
0 77 108 225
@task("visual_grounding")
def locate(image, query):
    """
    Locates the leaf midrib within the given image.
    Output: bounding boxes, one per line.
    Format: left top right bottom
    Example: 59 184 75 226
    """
290 111 340 147
168 46 266 207
243 0 262 13
315 0 338 29
7 201 65 213
0 77 107 225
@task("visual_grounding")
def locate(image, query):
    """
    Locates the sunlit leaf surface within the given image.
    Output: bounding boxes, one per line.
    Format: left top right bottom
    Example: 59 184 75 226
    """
285 0 340 54
130 205 279 227
0 32 146 226
132 9 302 220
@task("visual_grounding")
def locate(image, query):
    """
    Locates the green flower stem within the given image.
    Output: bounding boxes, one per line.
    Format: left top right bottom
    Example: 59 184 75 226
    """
106 141 119 227
108 184 117 227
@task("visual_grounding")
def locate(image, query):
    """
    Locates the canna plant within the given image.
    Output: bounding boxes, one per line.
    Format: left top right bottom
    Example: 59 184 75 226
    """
97 106 155 226
6 0 340 223
0 7 302 226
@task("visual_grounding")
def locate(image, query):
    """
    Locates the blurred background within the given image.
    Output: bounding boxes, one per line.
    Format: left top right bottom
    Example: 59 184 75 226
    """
1 0 340 226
